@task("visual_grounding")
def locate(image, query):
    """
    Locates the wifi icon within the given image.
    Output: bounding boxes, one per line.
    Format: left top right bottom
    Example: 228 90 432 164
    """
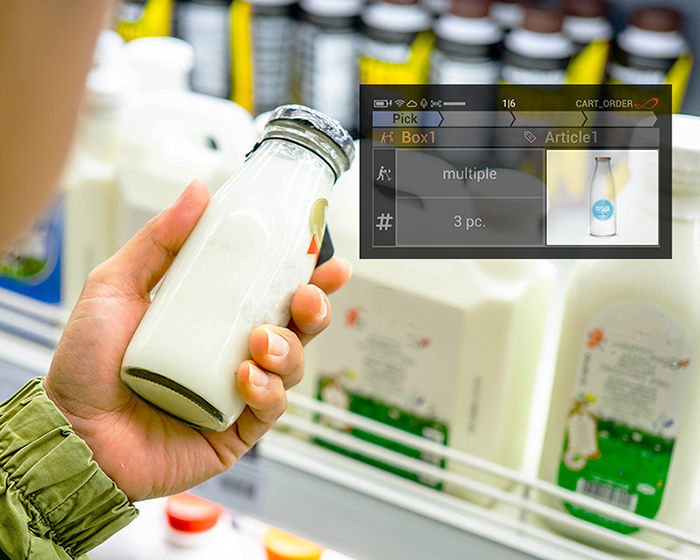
395 99 405 108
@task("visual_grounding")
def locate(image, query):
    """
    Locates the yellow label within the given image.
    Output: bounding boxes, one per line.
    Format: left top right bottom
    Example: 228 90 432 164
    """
231 0 254 113
359 31 434 85
566 40 610 85
117 0 173 42
666 54 693 114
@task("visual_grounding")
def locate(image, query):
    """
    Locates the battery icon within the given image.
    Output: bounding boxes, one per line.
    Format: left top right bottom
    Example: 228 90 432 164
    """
374 99 389 109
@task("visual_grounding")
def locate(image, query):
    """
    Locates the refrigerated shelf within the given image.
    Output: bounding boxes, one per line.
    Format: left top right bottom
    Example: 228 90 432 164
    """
0 300 698 560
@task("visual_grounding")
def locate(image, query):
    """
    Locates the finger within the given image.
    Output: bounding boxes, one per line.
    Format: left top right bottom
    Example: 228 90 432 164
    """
249 326 304 389
201 361 287 466
288 284 331 346
234 361 287 447
87 181 210 298
309 257 352 295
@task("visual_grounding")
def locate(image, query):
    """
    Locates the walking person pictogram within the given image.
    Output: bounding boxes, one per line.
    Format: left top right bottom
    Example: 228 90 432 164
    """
376 165 392 182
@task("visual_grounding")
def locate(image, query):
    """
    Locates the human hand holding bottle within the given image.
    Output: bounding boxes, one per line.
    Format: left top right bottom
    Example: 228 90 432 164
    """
43 181 351 502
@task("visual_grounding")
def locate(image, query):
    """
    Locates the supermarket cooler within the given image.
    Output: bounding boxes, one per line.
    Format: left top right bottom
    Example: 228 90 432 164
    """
0 292 698 560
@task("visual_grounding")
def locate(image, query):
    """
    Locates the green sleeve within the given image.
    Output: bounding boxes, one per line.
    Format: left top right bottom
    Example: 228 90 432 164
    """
0 378 138 559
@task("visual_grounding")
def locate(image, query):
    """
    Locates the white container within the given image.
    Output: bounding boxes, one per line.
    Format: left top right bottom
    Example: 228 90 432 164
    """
538 115 700 548
93 29 125 68
253 110 274 141
121 37 195 93
114 90 255 249
121 105 354 431
304 145 555 498
588 156 616 237
62 64 132 307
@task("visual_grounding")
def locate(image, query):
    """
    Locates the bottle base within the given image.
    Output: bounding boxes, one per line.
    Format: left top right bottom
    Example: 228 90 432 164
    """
122 367 229 431
589 232 617 237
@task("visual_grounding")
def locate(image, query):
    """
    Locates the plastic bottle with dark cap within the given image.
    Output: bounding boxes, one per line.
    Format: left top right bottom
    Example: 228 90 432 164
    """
489 0 524 34
501 5 573 84
607 5 691 112
422 0 451 18
294 0 363 136
561 0 611 53
359 0 433 85
230 0 296 115
431 0 503 84
175 0 231 99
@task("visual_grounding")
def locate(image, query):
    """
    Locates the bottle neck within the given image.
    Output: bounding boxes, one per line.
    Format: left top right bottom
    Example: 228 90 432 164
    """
259 122 348 182
235 138 336 196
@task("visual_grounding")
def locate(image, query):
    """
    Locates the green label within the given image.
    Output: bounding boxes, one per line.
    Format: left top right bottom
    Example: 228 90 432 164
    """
308 275 463 490
558 417 674 533
315 373 448 489
557 303 692 533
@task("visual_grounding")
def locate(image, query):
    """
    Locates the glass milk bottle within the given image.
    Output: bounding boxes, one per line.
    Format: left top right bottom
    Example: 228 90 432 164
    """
539 114 700 549
121 105 354 431
588 155 616 237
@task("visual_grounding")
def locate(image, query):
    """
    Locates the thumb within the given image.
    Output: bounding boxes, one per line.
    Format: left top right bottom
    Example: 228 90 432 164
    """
90 180 210 298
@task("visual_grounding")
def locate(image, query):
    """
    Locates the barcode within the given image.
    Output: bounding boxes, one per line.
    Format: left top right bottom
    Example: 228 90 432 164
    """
576 479 639 512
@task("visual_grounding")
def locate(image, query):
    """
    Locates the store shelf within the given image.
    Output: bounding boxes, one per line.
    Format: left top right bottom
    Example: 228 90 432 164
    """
0 319 698 560
0 287 66 347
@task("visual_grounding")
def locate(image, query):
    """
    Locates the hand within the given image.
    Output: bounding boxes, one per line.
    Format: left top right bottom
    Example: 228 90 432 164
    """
43 181 351 502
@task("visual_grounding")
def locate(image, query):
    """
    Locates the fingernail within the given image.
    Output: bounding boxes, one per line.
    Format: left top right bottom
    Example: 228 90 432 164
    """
248 363 269 388
265 327 289 358
312 285 328 322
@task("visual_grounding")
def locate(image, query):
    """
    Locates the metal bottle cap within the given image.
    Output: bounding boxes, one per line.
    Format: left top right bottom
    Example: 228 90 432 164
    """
263 104 355 180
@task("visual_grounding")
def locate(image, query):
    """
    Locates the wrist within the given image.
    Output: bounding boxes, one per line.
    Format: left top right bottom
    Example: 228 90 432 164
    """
0 378 138 555
42 377 128 498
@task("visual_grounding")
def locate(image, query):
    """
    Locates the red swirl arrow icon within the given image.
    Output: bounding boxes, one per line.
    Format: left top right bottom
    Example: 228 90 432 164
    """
634 97 659 110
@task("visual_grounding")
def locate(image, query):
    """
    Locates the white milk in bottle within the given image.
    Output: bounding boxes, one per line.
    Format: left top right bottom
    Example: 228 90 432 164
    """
538 115 700 548
121 105 354 431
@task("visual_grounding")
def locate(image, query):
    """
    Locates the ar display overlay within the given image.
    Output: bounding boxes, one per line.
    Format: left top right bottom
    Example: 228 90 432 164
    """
360 84 671 259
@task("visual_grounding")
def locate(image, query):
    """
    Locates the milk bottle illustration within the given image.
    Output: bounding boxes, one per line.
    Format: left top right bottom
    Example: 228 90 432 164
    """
564 399 600 471
120 105 354 431
589 156 617 236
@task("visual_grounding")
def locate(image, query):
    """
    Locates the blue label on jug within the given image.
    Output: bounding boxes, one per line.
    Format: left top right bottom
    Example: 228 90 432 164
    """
0 197 63 304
